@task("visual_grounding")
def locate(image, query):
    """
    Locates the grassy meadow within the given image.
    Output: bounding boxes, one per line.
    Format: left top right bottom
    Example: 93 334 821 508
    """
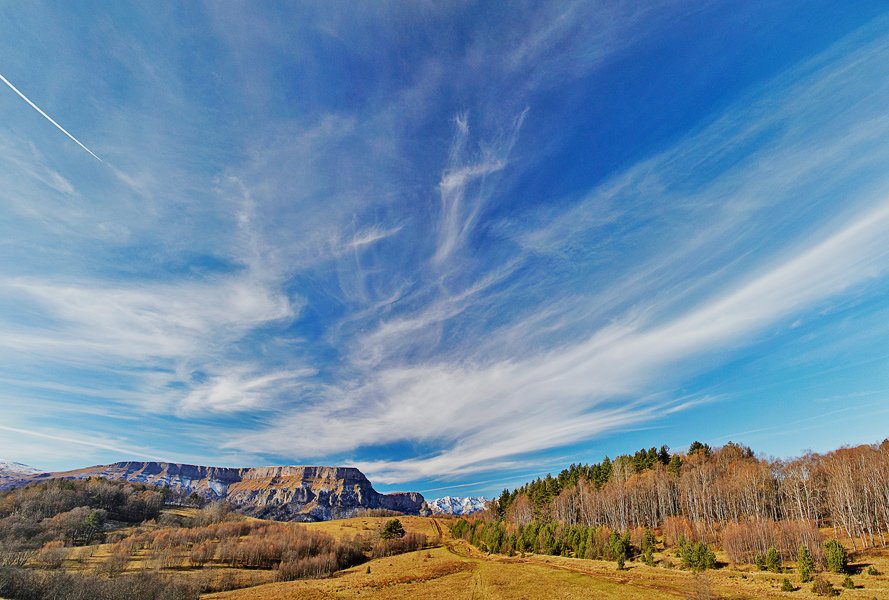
202 516 889 599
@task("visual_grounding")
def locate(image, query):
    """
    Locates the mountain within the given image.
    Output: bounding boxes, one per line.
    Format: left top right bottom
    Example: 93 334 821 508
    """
427 495 488 515
10 461 426 521
0 459 45 490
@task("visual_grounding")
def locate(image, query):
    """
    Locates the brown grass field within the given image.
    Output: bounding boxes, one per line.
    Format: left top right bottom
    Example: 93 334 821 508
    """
22 508 889 599
198 516 889 600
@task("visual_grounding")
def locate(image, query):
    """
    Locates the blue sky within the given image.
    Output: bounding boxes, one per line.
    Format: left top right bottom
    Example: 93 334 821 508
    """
3 2 889 498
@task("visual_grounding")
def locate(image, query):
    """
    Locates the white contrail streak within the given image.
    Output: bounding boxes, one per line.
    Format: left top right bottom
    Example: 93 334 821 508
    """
0 72 102 161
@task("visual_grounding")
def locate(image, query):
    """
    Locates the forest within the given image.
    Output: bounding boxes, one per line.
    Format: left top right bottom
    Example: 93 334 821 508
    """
493 440 889 551
450 439 889 595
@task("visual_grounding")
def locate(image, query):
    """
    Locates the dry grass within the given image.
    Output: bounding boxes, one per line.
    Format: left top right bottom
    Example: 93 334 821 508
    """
203 520 889 600
31 511 889 599
303 515 440 541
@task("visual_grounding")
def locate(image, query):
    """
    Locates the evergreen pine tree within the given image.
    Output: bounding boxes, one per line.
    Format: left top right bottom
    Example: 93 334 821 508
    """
765 546 782 573
641 528 656 566
823 540 848 573
798 545 815 583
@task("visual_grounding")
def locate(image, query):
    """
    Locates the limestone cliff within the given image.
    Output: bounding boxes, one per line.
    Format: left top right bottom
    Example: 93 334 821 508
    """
26 462 426 521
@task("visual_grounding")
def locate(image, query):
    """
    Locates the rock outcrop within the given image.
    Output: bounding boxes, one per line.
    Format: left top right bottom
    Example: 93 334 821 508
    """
21 462 426 522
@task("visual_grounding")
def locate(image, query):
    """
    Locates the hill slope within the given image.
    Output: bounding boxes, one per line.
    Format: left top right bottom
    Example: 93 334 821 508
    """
20 461 426 521
0 459 44 490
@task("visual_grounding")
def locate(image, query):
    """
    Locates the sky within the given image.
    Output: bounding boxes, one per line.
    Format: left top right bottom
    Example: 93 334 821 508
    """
3 2 889 498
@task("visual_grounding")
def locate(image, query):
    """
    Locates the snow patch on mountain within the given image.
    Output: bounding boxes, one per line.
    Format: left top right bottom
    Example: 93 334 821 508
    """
427 496 488 515
0 460 45 490
0 460 43 475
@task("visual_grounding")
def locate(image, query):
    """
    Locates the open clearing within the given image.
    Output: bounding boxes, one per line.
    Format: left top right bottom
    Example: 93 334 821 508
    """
202 517 889 599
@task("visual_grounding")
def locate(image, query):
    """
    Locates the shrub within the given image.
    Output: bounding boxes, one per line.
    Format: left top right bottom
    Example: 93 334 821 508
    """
610 531 630 570
867 565 880 576
641 528 656 567
678 538 716 572
0 568 200 600
811 576 838 597
765 546 782 573
823 540 848 574
722 519 822 566
841 575 854 589
34 542 66 569
781 578 794 592
372 532 426 558
798 545 815 583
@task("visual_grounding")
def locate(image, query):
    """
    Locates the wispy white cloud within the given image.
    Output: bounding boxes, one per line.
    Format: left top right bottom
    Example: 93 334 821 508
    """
433 109 528 265
348 225 404 249
178 368 315 415
0 424 168 463
4 3 889 485
225 23 889 482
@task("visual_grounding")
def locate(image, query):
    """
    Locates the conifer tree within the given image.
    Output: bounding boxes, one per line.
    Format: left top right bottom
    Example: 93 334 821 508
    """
798 545 815 583
823 540 848 573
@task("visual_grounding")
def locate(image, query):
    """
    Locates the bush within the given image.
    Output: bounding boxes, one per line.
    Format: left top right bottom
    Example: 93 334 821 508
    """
823 540 848 574
33 542 66 569
722 519 822 566
0 568 200 600
372 532 426 558
841 575 854 589
811 576 838 597
781 578 795 592
867 565 880 576
765 546 782 573
678 538 716 572
798 545 815 583
610 531 630 570
641 528 656 567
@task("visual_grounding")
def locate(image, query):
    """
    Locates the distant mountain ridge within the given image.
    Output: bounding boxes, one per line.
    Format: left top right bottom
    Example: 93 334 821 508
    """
0 459 45 490
427 495 488 515
1 461 426 521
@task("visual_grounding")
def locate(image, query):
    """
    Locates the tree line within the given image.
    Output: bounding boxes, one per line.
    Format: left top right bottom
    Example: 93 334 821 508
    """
496 439 889 551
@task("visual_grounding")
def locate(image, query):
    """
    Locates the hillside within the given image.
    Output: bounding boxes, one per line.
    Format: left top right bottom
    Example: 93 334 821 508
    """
0 459 44 490
13 461 426 521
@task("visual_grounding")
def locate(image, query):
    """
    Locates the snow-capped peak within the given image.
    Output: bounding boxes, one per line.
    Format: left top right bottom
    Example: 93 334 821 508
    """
0 459 43 475
428 496 488 515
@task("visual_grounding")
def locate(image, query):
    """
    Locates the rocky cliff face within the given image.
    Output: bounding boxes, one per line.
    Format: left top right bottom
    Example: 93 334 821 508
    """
24 462 426 522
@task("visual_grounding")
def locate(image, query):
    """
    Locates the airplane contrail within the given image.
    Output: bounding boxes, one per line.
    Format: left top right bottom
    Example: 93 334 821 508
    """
0 72 102 161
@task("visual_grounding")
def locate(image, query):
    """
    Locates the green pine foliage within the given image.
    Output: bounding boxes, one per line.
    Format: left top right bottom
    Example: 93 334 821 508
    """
678 537 716 572
450 518 644 564
798 545 815 583
687 441 712 457
755 552 767 571
781 578 795 592
641 528 657 566
823 539 848 574
610 530 631 569
765 546 782 573
380 519 406 540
